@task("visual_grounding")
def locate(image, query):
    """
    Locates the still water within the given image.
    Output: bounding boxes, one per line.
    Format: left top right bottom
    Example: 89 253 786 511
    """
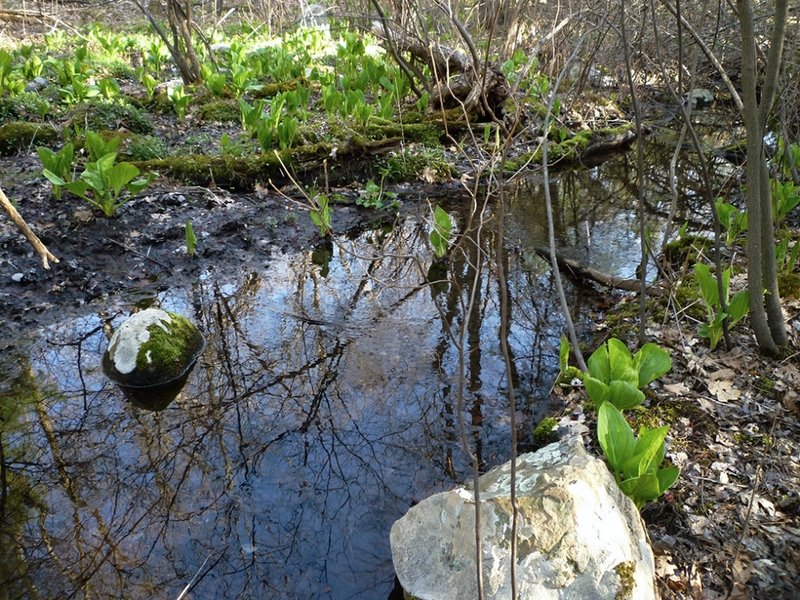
1 145 695 598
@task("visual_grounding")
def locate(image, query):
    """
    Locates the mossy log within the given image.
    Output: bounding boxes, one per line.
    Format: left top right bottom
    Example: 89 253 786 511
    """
0 122 59 156
136 137 404 190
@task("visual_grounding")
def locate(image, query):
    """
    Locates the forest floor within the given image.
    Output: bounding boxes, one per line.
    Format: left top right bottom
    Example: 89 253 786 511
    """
555 295 800 598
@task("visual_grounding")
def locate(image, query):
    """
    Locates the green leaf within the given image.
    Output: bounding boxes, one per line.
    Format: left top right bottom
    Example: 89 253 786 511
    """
37 146 57 169
657 466 680 494
85 131 120 162
559 335 570 375
584 376 610 408
108 162 139 197
627 426 668 477
597 402 635 473
587 343 611 384
80 165 106 195
126 174 155 196
608 380 645 410
309 195 331 235
622 472 662 508
728 290 749 325
185 219 197 256
694 263 719 307
64 179 90 200
430 205 452 258
42 169 67 186
635 343 671 387
608 338 637 386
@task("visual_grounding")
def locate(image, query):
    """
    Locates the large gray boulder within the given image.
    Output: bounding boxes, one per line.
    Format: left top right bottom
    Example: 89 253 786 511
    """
390 437 657 600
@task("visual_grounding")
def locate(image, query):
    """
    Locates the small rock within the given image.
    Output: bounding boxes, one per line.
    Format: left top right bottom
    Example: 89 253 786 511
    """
11 273 24 283
685 88 714 110
24 76 48 93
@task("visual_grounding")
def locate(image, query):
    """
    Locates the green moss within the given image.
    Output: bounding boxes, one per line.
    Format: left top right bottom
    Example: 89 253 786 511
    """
251 78 308 98
532 416 559 444
149 90 174 114
661 233 710 267
137 137 408 189
135 312 203 382
136 152 287 189
68 100 154 134
508 128 596 168
0 121 59 155
0 92 54 123
197 98 239 123
614 560 636 600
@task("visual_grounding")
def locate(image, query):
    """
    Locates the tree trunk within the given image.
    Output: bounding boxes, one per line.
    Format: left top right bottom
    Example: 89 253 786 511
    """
737 0 789 354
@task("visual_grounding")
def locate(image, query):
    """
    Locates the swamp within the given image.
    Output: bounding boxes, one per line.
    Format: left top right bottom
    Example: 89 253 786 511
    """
0 1 799 599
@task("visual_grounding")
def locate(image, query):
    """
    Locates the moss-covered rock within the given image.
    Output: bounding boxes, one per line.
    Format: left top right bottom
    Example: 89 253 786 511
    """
0 121 59 155
102 308 205 389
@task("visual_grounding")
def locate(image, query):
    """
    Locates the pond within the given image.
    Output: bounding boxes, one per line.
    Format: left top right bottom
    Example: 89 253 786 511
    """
1 143 699 599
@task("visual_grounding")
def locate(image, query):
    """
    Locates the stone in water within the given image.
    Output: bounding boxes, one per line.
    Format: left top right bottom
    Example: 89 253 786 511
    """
102 308 204 390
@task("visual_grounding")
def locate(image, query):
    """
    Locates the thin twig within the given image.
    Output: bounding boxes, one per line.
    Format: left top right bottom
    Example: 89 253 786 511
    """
542 37 589 373
175 553 213 600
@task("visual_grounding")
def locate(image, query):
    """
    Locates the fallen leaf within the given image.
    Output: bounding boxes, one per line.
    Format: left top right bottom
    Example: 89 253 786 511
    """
420 166 438 184
782 389 800 415
707 381 741 402
664 381 690 395
728 555 752 600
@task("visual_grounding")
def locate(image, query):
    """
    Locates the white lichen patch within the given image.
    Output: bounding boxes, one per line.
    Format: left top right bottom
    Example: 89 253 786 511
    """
108 309 172 374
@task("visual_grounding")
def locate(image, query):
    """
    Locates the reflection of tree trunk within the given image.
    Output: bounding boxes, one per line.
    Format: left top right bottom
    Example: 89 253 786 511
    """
464 233 485 467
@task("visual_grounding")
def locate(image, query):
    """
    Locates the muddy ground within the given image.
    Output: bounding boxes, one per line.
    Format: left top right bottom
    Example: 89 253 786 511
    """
0 152 403 340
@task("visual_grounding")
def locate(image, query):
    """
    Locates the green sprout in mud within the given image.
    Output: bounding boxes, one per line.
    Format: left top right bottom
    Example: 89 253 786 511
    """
38 142 74 200
43 138 157 217
310 194 332 236
185 220 198 256
169 85 191 121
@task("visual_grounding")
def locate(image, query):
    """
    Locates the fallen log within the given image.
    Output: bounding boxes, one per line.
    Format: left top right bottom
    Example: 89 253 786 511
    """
533 246 665 296
371 20 510 118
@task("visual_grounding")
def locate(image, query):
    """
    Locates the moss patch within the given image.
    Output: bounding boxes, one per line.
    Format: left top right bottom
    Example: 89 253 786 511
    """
134 312 204 385
532 416 559 445
197 98 240 123
0 121 59 155
68 100 154 134
614 560 636 600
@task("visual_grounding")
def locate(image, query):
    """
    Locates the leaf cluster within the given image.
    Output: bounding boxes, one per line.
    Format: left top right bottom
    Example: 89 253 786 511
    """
584 338 671 410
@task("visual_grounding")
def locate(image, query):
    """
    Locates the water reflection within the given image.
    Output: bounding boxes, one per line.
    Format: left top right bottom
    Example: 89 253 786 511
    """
1 146 701 598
